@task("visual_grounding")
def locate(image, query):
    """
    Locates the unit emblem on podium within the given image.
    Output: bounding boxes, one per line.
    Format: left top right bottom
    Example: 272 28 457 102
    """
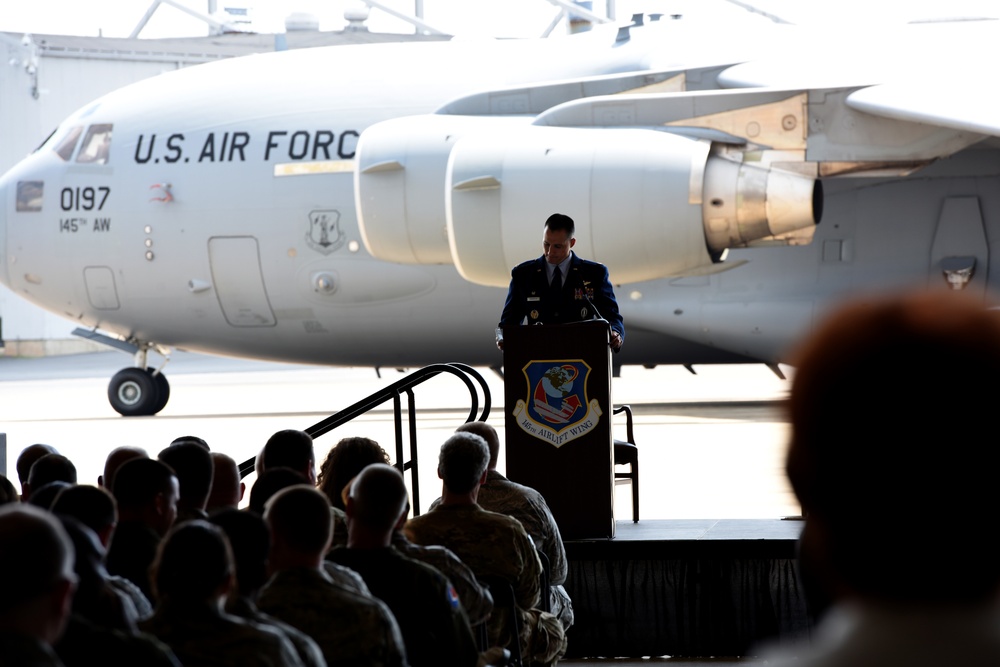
512 359 603 447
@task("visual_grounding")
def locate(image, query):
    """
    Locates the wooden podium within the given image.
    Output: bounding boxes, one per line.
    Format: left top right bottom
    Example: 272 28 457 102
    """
503 321 614 540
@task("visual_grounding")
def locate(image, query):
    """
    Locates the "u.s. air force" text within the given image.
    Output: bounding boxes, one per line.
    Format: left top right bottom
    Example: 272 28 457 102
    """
133 130 359 164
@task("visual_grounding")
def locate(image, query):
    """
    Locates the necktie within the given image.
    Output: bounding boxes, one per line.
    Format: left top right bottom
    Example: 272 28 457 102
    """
551 265 562 294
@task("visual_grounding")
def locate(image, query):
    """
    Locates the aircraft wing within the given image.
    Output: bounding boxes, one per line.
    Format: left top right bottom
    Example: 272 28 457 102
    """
532 84 987 164
435 64 733 116
846 81 1000 138
356 73 989 288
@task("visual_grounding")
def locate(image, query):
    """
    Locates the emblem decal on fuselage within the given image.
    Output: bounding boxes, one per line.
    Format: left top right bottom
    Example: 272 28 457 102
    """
306 209 345 255
512 359 602 447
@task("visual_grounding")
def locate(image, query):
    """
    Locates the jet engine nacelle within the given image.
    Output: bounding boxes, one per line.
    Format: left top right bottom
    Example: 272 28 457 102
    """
355 115 532 265
356 116 821 288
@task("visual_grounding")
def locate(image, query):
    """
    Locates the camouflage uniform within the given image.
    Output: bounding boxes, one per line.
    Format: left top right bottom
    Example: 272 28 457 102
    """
258 566 408 667
227 596 328 667
478 470 573 628
107 575 153 621
391 531 494 626
321 560 370 596
55 614 180 667
329 546 478 667
404 504 566 666
105 520 161 603
140 600 304 667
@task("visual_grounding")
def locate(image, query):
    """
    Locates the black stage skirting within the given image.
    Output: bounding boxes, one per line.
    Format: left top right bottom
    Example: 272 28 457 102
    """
563 519 813 658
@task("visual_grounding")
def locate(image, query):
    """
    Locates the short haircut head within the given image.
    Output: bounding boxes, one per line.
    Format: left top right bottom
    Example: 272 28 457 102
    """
348 464 407 531
317 437 390 510
247 467 307 516
265 485 332 556
27 482 73 510
207 453 242 511
544 213 574 238
210 508 270 594
0 474 16 506
170 435 209 451
153 520 233 603
261 430 314 474
28 454 77 489
787 290 1000 603
456 422 500 468
158 442 214 510
101 446 147 491
438 432 490 495
51 485 117 535
16 444 58 486
0 504 74 614
112 458 177 510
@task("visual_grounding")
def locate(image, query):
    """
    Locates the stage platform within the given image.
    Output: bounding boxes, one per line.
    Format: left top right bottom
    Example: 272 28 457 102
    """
564 519 813 658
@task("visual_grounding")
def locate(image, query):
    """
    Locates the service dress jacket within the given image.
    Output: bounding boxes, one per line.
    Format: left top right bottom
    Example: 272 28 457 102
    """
499 253 624 344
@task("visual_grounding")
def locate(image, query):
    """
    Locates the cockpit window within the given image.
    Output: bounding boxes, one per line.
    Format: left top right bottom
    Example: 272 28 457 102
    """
76 124 113 164
53 125 83 162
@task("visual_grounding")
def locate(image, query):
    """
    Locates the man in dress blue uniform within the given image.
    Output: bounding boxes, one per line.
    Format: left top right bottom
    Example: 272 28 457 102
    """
497 213 624 351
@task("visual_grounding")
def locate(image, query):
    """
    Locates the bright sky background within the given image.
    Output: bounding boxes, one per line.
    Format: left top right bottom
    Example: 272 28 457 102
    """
1 0 996 40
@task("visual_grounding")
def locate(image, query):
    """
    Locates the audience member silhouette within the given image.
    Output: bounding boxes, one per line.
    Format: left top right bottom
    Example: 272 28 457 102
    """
52 517 179 667
51 484 153 620
247 467 309 517
330 464 479 667
406 432 566 666
141 520 304 667
23 454 77 503
15 443 58 491
258 484 407 667
170 435 209 450
762 290 1000 666
0 473 17 505
454 421 572 628
26 481 73 510
106 458 179 602
98 446 147 491
260 429 317 485
206 453 245 513
159 442 214 523
317 437 390 511
210 508 327 667
0 503 77 667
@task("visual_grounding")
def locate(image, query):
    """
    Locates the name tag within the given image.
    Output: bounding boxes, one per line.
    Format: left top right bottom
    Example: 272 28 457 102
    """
527 296 541 302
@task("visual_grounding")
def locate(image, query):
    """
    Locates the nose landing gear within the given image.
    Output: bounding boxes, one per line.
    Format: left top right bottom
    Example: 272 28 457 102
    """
73 328 172 416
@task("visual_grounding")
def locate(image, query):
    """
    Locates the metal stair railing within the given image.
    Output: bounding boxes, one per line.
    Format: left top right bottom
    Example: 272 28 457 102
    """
238 362 491 516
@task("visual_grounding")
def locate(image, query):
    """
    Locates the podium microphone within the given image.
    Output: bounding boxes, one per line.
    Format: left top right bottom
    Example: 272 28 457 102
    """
579 293 607 324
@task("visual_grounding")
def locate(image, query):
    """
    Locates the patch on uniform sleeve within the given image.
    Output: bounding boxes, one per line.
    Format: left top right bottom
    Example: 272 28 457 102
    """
447 584 461 609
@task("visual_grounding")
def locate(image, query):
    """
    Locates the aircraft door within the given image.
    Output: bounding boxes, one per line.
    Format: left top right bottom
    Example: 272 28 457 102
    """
83 266 120 310
207 236 277 327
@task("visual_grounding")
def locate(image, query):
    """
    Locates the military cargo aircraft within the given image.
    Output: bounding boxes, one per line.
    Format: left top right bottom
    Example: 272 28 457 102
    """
1 14 996 415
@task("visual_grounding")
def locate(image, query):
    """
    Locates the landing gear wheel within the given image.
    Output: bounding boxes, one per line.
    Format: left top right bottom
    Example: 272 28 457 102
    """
108 367 161 417
149 369 170 414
